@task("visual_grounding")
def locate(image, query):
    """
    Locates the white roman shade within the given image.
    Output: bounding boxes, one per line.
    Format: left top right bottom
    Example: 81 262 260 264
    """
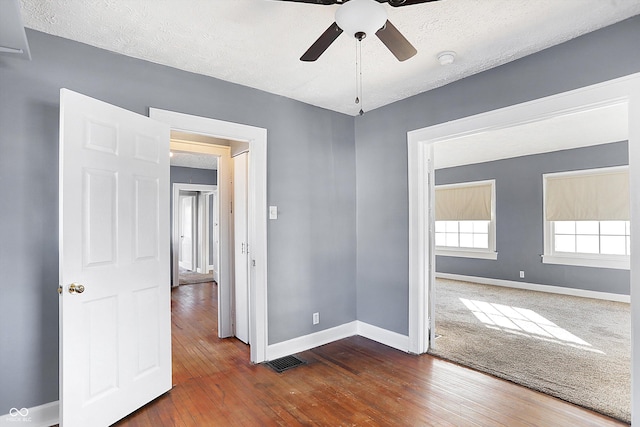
435 181 493 221
545 168 629 221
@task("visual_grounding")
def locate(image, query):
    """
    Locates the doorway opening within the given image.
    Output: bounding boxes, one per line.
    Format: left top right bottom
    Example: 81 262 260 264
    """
428 130 631 420
150 108 268 364
169 134 251 347
169 154 218 289
174 186 218 285
407 73 640 424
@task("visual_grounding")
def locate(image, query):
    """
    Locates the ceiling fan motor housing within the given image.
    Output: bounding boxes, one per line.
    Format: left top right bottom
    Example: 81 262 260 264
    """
335 0 388 39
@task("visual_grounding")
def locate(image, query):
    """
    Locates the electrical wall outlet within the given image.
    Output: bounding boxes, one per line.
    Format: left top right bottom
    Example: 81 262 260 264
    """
313 312 319 325
519 271 525 279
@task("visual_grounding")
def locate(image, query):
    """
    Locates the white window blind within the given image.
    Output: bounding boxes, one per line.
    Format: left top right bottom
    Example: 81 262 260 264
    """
545 168 629 221
435 181 492 221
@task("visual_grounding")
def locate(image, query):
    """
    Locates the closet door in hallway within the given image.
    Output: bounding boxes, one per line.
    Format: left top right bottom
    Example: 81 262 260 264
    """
233 152 249 344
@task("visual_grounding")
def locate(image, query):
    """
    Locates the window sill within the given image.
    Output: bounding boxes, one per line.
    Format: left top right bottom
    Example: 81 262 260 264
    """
436 249 498 260
541 254 630 270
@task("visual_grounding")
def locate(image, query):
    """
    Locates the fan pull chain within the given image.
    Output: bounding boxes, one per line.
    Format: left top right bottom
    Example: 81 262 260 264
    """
354 41 360 106
355 39 364 116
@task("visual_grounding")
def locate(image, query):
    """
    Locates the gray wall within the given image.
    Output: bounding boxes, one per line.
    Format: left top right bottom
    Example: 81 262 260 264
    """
170 166 217 187
355 16 640 336
169 166 217 272
0 30 356 410
435 142 630 295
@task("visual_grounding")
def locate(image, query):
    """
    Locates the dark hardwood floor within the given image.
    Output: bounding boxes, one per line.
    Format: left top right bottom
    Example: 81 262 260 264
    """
112 282 627 426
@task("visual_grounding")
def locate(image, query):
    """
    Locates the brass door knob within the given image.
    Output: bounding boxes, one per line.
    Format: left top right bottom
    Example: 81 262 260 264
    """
68 283 85 294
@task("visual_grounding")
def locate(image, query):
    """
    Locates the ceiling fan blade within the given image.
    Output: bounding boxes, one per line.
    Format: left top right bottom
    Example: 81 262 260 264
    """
274 0 339 4
274 0 438 6
375 20 417 61
300 22 344 62
382 0 440 6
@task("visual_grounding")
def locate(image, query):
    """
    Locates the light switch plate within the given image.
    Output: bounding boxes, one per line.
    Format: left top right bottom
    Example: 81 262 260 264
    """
269 205 278 220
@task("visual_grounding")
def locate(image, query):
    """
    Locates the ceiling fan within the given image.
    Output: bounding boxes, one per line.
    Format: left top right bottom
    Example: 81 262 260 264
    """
277 0 440 62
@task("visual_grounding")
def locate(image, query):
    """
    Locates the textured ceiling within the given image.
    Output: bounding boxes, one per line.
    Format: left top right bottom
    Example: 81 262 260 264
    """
170 151 218 170
19 0 640 116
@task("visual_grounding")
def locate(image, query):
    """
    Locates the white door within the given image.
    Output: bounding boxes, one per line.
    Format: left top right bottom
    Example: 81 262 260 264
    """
234 152 250 344
59 89 171 427
178 193 196 271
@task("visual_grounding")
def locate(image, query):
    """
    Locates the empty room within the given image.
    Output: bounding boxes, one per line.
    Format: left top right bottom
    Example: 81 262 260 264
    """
1 1 640 426
430 119 631 421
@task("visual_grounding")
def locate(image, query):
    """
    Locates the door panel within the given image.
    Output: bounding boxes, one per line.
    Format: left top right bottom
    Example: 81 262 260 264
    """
59 89 171 427
84 296 118 402
134 287 160 377
135 177 160 260
84 169 117 266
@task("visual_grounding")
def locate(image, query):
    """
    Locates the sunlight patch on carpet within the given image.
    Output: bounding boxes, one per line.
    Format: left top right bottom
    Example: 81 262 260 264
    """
459 297 604 354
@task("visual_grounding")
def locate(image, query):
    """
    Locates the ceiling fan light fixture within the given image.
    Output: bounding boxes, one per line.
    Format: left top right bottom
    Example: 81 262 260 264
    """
335 0 388 39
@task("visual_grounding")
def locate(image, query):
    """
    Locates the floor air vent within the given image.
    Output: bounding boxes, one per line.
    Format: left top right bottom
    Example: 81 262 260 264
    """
266 355 306 373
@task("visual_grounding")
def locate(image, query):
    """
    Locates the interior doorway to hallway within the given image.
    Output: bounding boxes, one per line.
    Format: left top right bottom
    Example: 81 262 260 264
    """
150 108 268 364
168 130 253 351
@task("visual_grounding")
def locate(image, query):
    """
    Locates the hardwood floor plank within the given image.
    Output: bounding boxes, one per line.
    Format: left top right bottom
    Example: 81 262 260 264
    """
110 282 627 427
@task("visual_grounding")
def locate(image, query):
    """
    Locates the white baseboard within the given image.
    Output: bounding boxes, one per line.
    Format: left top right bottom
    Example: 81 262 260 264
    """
266 321 358 361
356 321 409 352
436 272 630 303
265 321 411 361
0 400 59 427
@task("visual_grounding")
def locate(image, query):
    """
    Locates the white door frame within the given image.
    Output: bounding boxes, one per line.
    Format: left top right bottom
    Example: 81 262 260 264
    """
208 190 219 281
172 184 217 287
407 73 640 424
178 191 197 271
196 192 204 273
198 191 214 274
150 108 268 364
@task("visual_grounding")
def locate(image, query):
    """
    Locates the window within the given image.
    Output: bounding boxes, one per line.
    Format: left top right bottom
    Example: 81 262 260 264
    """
543 167 630 269
435 220 490 249
553 221 630 255
435 180 497 260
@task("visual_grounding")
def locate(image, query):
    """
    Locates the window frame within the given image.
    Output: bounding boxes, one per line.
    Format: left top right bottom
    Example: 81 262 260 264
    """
542 166 630 270
435 179 497 260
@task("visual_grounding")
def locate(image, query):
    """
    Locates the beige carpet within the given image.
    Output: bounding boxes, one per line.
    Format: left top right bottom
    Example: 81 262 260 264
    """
429 278 631 423
178 268 214 285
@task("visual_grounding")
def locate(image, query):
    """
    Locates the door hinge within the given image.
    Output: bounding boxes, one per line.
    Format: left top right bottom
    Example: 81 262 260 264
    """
252 260 256 267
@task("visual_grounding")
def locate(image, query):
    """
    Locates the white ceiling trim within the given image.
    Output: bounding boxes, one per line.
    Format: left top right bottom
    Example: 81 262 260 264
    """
434 102 629 169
